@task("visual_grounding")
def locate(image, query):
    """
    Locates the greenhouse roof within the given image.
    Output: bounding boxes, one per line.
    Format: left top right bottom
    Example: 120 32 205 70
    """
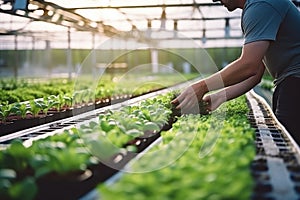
1 0 300 49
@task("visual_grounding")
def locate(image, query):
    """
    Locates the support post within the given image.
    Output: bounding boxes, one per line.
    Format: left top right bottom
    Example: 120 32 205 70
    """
14 34 18 78
67 27 72 80
151 48 159 73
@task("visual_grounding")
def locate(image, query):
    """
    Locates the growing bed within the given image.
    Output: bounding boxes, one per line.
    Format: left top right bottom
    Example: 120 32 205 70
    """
0 92 260 199
1 76 300 200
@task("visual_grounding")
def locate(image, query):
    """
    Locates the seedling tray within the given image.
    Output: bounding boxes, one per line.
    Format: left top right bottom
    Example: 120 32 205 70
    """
247 90 300 200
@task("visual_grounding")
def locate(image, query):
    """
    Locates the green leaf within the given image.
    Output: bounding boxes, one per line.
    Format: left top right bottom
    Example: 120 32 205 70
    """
9 177 38 200
126 129 143 138
88 135 120 160
0 169 16 179
143 122 160 132
100 120 113 132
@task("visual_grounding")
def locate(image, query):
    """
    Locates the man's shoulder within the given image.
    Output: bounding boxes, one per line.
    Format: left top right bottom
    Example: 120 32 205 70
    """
246 0 290 11
245 0 290 17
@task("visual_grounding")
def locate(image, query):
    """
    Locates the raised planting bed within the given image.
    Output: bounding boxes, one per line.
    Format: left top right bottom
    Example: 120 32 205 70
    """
0 96 108 136
93 91 300 200
0 74 198 136
96 95 257 200
0 92 179 200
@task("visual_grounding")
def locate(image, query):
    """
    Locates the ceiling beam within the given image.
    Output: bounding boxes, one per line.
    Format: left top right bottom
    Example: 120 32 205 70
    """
0 0 120 36
64 3 222 11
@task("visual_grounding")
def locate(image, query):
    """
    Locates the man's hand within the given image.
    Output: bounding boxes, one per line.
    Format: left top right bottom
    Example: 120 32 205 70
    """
202 91 226 113
171 81 208 114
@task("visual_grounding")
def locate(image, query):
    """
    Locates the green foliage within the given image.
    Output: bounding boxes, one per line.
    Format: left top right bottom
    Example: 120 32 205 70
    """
0 175 38 200
8 177 37 200
12 102 30 119
0 90 20 104
42 96 59 115
13 88 47 101
29 100 44 118
0 130 96 199
0 140 34 175
0 74 198 107
259 78 274 92
0 78 73 104
0 79 29 91
98 95 255 200
0 92 177 200
0 92 256 200
30 141 90 176
0 101 14 122
89 93 173 149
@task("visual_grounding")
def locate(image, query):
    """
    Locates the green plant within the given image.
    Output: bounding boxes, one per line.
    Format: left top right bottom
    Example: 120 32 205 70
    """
50 94 64 111
63 94 73 109
30 142 90 176
0 140 34 173
11 103 30 119
0 101 14 123
81 89 94 104
0 176 37 200
0 141 38 200
29 100 44 118
42 96 59 115
0 91 194 200
72 91 83 106
98 95 256 200
0 90 20 104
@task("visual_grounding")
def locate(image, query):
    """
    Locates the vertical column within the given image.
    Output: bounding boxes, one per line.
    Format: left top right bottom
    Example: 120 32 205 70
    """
225 18 230 38
91 32 97 78
45 40 51 76
174 20 178 38
67 27 72 80
151 48 159 73
31 36 35 67
14 34 18 78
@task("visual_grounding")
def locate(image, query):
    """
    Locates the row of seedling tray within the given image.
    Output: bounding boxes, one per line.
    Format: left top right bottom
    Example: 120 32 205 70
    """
247 91 300 200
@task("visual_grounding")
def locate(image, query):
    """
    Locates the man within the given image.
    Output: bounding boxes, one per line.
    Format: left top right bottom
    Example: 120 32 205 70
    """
172 0 300 145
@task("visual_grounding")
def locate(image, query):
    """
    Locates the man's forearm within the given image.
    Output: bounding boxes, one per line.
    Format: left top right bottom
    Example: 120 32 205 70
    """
220 63 265 102
199 41 269 93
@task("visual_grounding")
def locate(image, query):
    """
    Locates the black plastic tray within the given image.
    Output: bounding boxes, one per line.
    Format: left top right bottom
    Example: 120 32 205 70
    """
247 91 300 200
